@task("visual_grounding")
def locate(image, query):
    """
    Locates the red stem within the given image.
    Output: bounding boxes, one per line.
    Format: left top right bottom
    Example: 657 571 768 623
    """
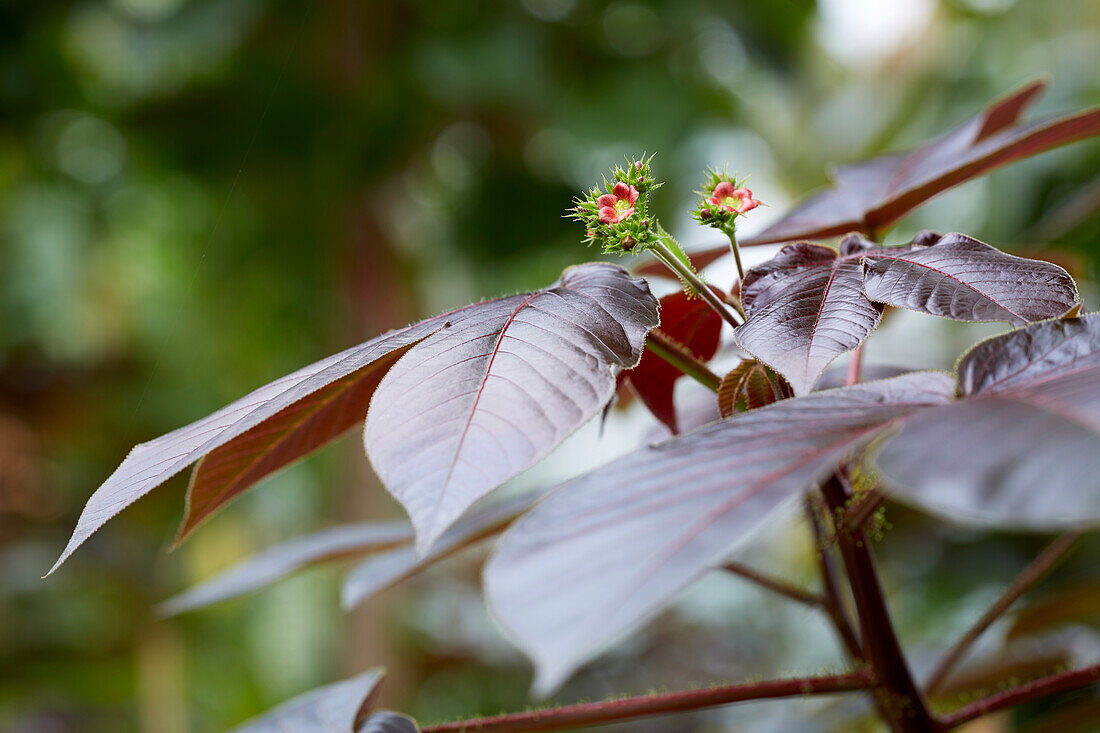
937 663 1100 729
925 530 1082 696
420 670 874 733
820 473 937 732
723 561 822 607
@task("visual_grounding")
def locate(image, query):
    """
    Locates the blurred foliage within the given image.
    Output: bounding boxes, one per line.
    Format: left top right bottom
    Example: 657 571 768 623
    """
1 0 1098 731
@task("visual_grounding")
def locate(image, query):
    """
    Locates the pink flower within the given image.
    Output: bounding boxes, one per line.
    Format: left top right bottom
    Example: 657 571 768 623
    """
706 182 759 214
597 182 639 224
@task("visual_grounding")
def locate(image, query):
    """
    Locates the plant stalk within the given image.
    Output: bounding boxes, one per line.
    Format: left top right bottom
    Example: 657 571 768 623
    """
937 662 1100 729
727 230 745 283
649 234 745 327
722 561 821 607
805 495 864 662
419 670 874 733
645 331 721 393
819 472 937 733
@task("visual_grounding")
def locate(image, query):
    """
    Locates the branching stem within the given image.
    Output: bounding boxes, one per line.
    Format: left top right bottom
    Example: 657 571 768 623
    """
649 234 745 327
924 530 1083 696
937 663 1100 729
419 670 874 733
722 561 821 607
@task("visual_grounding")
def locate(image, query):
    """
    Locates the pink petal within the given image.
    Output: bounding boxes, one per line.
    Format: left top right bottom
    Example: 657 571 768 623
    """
619 206 635 221
705 196 720 206
737 199 760 214
625 185 639 205
597 194 617 208
712 181 735 199
599 206 617 223
613 182 630 199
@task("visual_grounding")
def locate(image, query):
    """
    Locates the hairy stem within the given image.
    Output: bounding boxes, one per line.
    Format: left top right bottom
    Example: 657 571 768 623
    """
726 230 745 283
645 331 721 393
937 663 1100 729
820 473 937 732
419 670 874 733
805 495 863 661
924 530 1083 696
722 561 821 607
649 234 744 327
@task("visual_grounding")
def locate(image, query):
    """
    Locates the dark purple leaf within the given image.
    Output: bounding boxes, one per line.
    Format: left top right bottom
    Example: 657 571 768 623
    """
357 712 419 733
484 372 955 693
341 489 544 611
623 289 722 433
735 235 884 395
230 668 383 733
875 314 1100 528
158 521 413 616
48 320 446 576
365 263 658 554
862 233 1079 326
666 82 1100 272
742 80 1100 246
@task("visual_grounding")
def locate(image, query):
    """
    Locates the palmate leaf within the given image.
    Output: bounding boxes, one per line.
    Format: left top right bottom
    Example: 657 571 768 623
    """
735 235 884 395
875 314 1100 529
622 289 723 433
735 232 1078 395
716 360 780 417
650 80 1100 275
484 372 955 694
230 668 383 733
49 263 657 574
365 263 658 554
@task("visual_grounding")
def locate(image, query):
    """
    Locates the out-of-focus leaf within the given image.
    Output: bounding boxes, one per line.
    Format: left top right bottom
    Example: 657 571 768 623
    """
672 81 1100 269
1008 582 1100 640
158 522 413 616
47 319 446 576
623 289 722 433
230 668 384 733
875 314 1100 528
341 489 545 611
716 360 779 417
365 263 658 554
862 233 1079 326
357 712 419 733
745 80 1100 245
484 372 955 694
735 235 884 395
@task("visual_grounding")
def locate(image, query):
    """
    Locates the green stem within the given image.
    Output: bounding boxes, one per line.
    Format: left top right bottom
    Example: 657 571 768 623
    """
645 331 721 393
649 231 744 328
727 229 745 283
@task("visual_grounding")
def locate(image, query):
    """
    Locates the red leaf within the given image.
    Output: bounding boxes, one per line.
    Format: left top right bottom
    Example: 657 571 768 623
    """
623 289 722 433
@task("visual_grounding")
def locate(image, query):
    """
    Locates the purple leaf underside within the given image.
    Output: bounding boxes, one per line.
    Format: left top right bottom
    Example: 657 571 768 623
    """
365 263 659 555
875 314 1100 529
484 372 955 694
230 668 384 733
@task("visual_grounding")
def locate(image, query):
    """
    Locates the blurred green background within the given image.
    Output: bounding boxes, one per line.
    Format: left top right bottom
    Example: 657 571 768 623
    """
2 1 1099 731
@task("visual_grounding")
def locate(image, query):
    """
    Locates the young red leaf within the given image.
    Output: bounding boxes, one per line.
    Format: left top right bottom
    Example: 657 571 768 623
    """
623 289 722 433
862 233 1079 325
875 314 1100 528
484 372 955 694
230 668 384 733
47 319 445 576
735 235 884 395
716 360 780 417
364 263 659 555
158 521 413 616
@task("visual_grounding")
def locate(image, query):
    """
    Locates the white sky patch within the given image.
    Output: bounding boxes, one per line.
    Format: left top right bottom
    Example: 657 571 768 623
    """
815 0 937 67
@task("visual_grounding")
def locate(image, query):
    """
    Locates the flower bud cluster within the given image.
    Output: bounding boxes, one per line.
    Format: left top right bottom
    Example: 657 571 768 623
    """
691 169 760 235
571 155 662 255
